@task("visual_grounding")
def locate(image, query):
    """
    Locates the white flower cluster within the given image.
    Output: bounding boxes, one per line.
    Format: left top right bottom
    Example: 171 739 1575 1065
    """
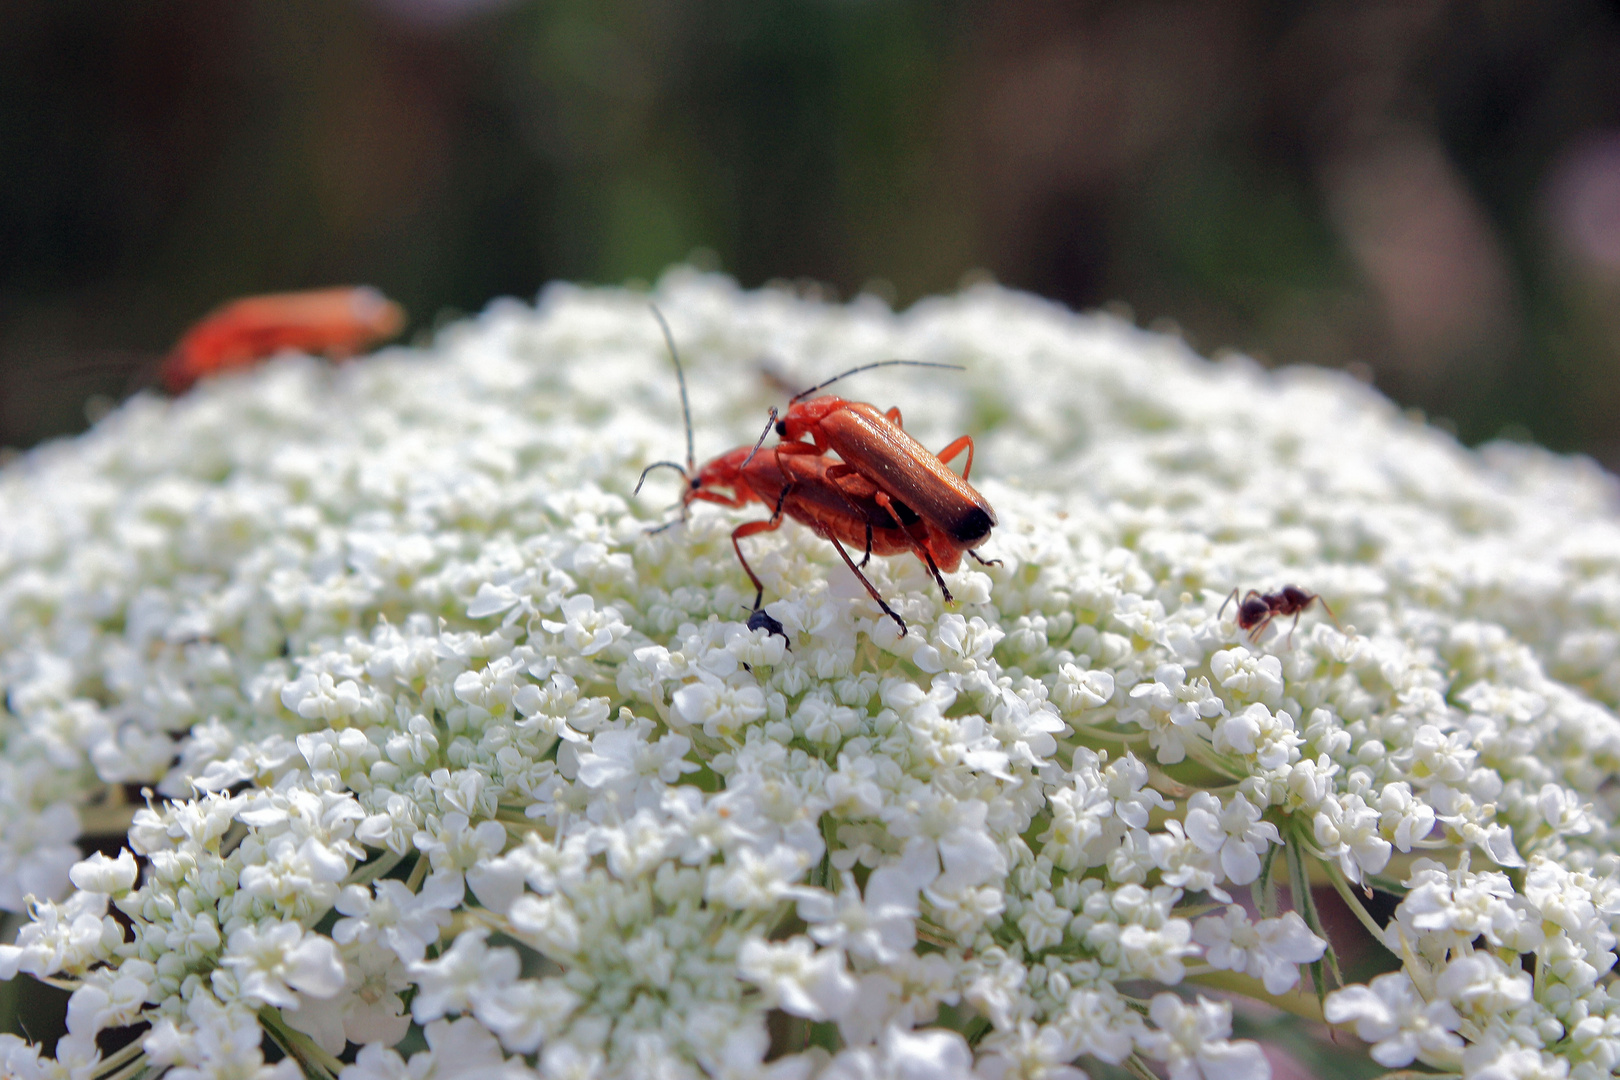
1 269 1618 1080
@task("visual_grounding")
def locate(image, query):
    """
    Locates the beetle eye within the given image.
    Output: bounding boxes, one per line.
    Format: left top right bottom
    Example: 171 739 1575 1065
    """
774 421 787 437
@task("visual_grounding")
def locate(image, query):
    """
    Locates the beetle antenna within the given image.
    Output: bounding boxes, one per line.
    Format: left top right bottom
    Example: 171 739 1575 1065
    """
649 303 695 475
738 408 779 471
789 360 965 403
635 460 692 496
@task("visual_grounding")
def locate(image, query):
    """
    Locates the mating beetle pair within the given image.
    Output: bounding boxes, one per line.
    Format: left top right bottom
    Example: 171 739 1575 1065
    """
635 312 1341 650
636 309 998 638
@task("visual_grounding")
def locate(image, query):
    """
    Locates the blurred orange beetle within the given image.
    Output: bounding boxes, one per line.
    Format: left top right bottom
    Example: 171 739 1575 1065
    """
160 286 406 394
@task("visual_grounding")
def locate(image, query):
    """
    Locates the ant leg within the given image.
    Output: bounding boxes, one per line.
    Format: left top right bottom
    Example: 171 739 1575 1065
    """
967 548 1002 568
935 435 976 480
1316 596 1343 630
1286 610 1304 649
1218 588 1240 619
827 536 907 637
1247 613 1272 644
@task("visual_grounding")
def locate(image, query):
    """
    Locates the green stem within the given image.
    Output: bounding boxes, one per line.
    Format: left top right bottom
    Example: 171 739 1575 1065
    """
1184 968 1326 1023
260 1008 343 1080
1253 842 1281 919
405 853 430 892
100 1054 155 1080
1125 1053 1162 1080
92 1038 148 1080
344 848 405 888
494 809 537 826
1069 724 1149 743
1322 859 1397 955
1179 735 1244 782
1284 833 1340 992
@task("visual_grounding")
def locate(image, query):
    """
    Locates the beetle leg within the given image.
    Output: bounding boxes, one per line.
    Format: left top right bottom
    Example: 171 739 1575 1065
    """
651 488 749 534
870 488 905 529
967 548 1002 567
878 490 946 596
920 548 954 604
770 482 794 523
935 434 976 480
689 490 748 509
884 406 903 426
859 522 874 568
731 492 792 611
827 536 907 637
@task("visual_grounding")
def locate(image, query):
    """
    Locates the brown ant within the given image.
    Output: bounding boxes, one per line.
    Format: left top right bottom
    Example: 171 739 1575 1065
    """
1219 585 1339 646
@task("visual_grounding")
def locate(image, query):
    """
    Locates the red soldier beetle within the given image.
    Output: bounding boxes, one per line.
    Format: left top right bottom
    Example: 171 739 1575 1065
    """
768 362 1000 599
635 308 971 637
1219 585 1340 646
675 439 919 635
160 286 406 394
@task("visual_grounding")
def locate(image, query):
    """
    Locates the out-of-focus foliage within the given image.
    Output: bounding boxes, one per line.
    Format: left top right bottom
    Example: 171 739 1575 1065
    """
3 1 1620 453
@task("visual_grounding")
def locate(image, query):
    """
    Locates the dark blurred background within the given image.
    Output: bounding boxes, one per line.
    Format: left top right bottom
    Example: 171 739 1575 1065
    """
5 0 1620 462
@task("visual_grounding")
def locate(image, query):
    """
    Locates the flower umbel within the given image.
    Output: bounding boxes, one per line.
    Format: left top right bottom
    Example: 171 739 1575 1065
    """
0 270 1618 1079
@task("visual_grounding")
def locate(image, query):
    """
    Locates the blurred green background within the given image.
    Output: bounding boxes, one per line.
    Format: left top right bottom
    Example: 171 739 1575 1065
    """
5 0 1620 465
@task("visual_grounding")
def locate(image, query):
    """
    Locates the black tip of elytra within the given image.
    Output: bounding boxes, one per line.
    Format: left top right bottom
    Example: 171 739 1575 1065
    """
951 506 994 546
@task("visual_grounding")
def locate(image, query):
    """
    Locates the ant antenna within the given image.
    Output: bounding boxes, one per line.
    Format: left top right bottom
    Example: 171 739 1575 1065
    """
789 360 964 404
737 407 779 471
649 303 695 476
